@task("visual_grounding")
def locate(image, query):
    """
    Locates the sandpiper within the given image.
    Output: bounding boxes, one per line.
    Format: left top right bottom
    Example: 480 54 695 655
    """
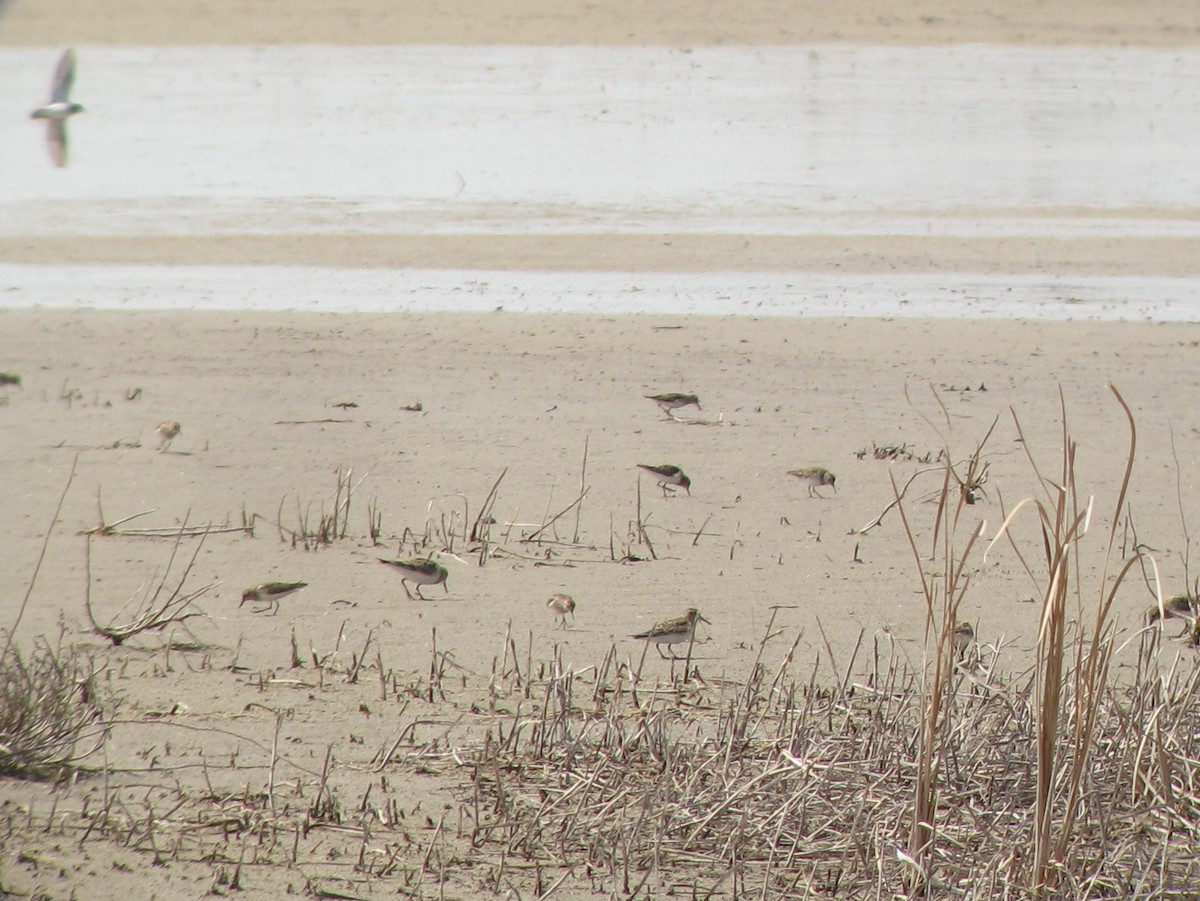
379 557 449 599
637 463 691 496
632 607 710 658
155 421 182 451
30 49 85 168
1146 594 1196 637
241 581 308 614
788 467 837 498
547 593 576 628
646 393 701 419
953 620 975 659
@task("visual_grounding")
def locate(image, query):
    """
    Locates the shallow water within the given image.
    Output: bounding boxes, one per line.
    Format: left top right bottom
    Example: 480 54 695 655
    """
4 263 1199 320
2 44 1199 237
2 45 1199 318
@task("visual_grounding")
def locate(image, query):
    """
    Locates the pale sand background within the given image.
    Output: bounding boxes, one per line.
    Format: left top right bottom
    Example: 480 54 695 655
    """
3 0 1198 46
3 1 1200 898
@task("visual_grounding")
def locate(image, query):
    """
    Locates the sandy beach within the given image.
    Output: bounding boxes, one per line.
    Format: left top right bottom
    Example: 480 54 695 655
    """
4 0 1198 46
4 308 1200 896
3 0 1200 897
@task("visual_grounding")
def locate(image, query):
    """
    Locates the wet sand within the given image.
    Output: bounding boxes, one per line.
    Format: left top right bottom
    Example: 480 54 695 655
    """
5 232 1200 276
3 307 1200 897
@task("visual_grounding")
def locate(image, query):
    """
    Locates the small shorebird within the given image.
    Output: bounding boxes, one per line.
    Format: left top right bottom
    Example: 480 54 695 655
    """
632 607 710 658
1146 594 1196 637
788 467 837 498
646 393 701 419
637 463 691 496
547 593 576 628
155 421 182 451
241 581 308 614
30 49 85 168
953 620 975 659
379 557 449 599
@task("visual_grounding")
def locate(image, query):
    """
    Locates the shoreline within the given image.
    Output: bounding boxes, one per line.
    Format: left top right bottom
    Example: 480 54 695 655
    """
3 0 1198 47
5 262 1200 320
5 234 1200 277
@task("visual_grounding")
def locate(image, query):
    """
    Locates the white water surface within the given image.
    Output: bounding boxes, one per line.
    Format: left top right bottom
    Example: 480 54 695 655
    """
3 264 1199 321
1 44 1198 238
2 45 1199 320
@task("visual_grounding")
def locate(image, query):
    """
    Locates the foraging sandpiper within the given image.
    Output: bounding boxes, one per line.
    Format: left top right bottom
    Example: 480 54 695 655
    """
632 607 709 657
637 463 691 496
546 593 576 628
1146 594 1196 638
379 557 449 599
646 393 701 419
241 581 308 615
953 620 975 659
155 421 182 451
788 467 837 498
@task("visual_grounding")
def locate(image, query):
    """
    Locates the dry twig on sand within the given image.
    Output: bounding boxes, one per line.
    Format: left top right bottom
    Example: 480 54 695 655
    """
84 520 215 646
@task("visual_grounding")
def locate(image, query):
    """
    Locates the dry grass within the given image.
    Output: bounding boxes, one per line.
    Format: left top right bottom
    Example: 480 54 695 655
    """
455 387 1200 898
8 392 1200 898
2 455 108 782
0 637 107 780
9 612 1200 897
456 629 1200 898
275 466 365 550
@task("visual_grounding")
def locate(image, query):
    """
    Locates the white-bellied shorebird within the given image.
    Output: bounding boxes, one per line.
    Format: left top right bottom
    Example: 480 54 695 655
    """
646 392 701 419
632 607 709 658
788 466 837 498
379 557 449 599
241 581 308 615
31 49 84 167
547 593 576 628
637 463 691 496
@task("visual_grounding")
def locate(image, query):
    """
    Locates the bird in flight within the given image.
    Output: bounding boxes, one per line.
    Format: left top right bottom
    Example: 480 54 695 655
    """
31 48 85 168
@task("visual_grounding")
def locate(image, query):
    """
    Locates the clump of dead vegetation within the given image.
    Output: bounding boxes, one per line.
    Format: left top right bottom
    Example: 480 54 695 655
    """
458 629 1200 897
454 386 1200 897
0 636 106 780
275 466 364 550
9 392 1200 899
855 440 940 463
2 458 109 780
